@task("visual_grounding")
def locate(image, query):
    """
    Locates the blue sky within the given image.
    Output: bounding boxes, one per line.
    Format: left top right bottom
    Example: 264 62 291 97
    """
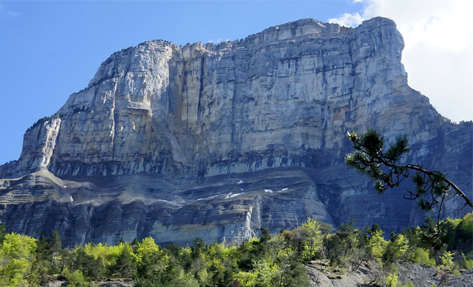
0 0 472 165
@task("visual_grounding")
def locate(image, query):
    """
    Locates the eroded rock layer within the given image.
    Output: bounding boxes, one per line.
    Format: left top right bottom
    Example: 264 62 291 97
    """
0 17 471 246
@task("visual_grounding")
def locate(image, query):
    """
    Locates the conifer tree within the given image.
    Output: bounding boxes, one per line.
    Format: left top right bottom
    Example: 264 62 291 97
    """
110 245 135 278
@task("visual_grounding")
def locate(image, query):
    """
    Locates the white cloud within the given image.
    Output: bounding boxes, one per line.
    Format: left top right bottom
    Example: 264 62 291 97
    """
329 0 473 122
328 12 363 27
0 4 20 19
207 38 230 44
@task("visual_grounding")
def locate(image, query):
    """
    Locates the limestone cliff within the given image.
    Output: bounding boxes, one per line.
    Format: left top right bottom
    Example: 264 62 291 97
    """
0 17 471 246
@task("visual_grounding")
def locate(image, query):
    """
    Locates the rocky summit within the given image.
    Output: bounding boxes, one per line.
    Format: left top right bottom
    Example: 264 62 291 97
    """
0 17 471 247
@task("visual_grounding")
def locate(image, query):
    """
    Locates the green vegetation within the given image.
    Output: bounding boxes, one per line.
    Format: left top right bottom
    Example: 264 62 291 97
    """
0 213 471 286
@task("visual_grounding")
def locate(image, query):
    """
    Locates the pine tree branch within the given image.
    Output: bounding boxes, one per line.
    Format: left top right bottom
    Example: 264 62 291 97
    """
346 130 473 212
391 163 473 209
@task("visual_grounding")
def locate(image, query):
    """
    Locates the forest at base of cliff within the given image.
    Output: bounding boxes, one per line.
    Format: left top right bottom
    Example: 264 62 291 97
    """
0 213 472 287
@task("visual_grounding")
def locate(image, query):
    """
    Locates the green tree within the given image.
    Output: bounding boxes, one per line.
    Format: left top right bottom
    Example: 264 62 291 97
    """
35 231 64 284
109 244 135 278
74 248 97 279
324 221 369 268
300 217 322 262
51 230 62 251
0 233 37 286
234 259 277 287
276 260 310 287
368 230 387 262
370 223 382 236
0 224 6 245
383 234 408 263
445 213 473 253
191 237 205 260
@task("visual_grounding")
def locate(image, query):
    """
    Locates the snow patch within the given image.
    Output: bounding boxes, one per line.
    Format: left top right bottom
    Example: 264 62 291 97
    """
196 195 218 201
265 188 288 193
226 193 242 199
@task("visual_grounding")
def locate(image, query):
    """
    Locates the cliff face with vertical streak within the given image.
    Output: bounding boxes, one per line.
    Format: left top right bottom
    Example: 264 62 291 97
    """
0 17 471 247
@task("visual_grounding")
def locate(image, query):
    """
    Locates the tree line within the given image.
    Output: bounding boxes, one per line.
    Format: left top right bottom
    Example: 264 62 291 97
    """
0 213 471 287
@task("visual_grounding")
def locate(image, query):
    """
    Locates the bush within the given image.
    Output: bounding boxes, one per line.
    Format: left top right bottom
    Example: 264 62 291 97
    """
64 269 88 287
386 272 399 287
459 253 473 270
411 248 435 267
440 251 455 271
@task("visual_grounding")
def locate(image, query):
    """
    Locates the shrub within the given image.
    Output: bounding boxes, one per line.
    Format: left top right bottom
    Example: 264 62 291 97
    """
64 269 88 287
386 272 399 287
440 251 455 271
452 269 461 277
459 253 473 270
411 248 435 267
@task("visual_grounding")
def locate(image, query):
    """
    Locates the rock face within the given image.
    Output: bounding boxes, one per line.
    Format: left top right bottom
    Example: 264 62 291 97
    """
305 261 473 287
0 17 471 247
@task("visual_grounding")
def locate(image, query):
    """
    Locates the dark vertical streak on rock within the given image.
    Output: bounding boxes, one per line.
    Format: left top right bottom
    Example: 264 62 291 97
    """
197 55 205 122
180 59 188 129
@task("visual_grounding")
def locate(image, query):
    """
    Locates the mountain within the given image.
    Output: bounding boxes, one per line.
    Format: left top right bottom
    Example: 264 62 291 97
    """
0 17 471 247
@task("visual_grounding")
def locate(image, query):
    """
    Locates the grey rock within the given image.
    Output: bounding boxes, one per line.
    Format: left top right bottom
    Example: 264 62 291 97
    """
0 17 471 246
306 261 473 287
